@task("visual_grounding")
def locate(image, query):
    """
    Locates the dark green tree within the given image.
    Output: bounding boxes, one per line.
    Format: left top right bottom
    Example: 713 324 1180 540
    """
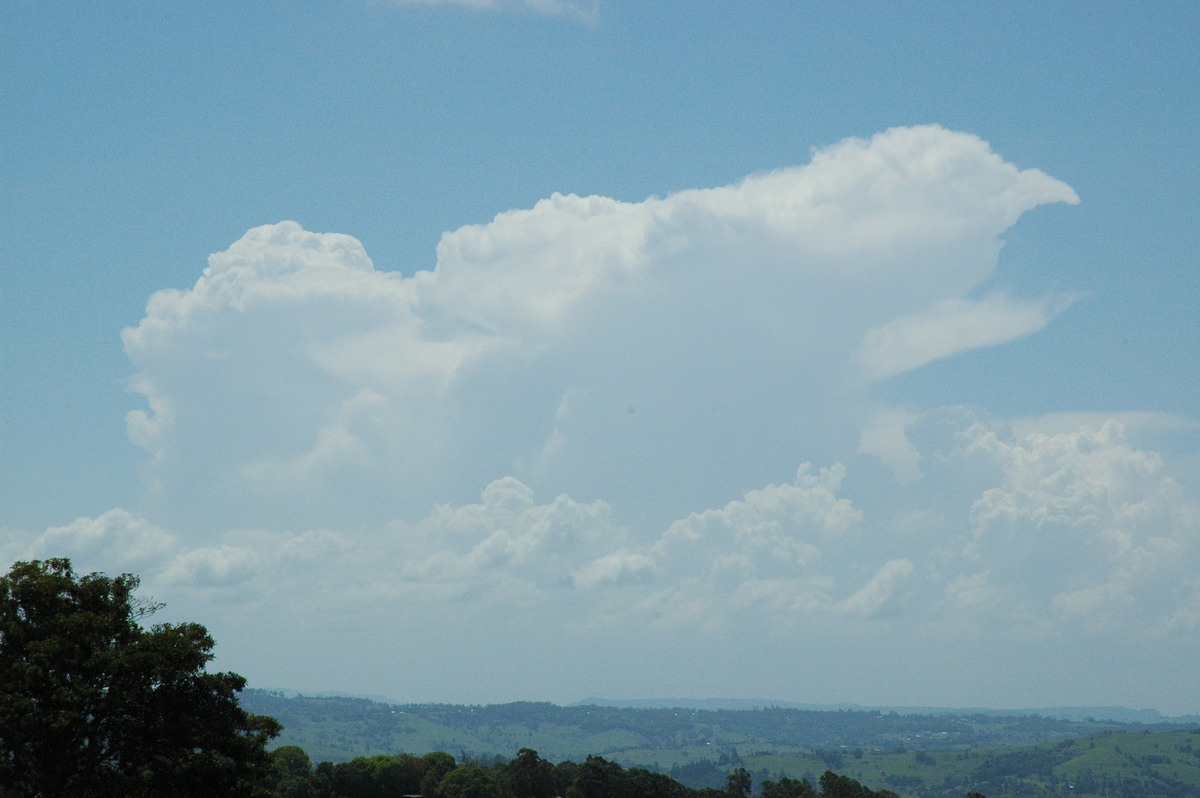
725 767 751 797
331 758 376 798
760 776 817 798
0 558 280 797
502 748 555 798
328 754 426 798
421 752 457 797
435 764 502 798
818 771 893 798
567 755 633 798
377 753 426 796
551 759 580 797
264 746 319 798
627 767 696 798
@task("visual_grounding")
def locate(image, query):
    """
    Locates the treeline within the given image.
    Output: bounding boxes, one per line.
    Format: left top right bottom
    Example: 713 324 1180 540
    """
261 746 905 798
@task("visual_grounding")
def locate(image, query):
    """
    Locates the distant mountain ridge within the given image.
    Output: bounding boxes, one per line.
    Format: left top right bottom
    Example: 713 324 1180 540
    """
255 687 1198 725
574 697 1197 724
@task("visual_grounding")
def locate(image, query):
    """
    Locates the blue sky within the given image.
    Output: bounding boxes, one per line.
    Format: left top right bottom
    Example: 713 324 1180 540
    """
3 1 1199 713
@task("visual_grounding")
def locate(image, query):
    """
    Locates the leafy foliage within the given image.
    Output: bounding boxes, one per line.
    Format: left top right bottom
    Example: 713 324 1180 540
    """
0 558 280 797
259 747 898 798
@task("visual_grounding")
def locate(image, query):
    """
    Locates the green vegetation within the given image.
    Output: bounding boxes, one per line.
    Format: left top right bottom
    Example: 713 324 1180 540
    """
255 731 1200 798
258 746 899 798
242 693 1200 797
0 559 280 797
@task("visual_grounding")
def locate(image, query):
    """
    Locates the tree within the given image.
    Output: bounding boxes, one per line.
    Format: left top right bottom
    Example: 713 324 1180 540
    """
760 776 817 798
725 767 751 798
0 558 280 797
818 771 892 798
265 746 319 798
627 767 696 798
421 752 457 797
435 765 502 798
502 748 556 798
567 755 633 798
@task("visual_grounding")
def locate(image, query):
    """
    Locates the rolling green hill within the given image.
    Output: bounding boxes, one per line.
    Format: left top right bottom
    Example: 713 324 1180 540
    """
239 691 1200 795
745 729 1200 797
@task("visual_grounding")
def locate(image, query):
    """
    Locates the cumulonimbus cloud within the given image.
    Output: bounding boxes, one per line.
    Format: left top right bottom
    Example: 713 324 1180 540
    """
120 125 1079 537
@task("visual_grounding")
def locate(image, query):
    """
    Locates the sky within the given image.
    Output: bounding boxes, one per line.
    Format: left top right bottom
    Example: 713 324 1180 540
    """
2 1 1199 715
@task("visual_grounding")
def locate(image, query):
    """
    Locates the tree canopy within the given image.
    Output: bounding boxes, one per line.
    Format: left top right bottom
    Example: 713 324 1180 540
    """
0 558 280 797
258 747 923 798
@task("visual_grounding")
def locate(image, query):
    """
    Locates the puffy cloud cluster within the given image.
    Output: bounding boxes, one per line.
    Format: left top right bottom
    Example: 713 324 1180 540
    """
621 465 898 632
12 415 1197 644
395 477 628 606
951 419 1200 635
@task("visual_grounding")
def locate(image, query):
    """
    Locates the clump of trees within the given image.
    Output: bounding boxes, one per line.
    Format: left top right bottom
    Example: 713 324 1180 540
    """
257 747 910 798
0 559 280 796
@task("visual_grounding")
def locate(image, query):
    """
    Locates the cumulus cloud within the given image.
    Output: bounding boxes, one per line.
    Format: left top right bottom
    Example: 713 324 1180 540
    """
22 509 179 574
9 409 1200 710
955 419 1200 634
159 545 262 589
393 477 628 606
121 125 1078 537
572 465 878 632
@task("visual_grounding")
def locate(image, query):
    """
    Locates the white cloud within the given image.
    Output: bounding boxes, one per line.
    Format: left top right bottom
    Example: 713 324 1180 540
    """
582 465 876 632
8 407 1199 710
1010 411 1200 440
394 477 629 606
838 558 914 618
121 126 1078 538
858 293 1069 381
25 413 1194 640
940 418 1200 634
572 549 654 589
858 407 921 481
23 509 179 574
160 545 262 589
